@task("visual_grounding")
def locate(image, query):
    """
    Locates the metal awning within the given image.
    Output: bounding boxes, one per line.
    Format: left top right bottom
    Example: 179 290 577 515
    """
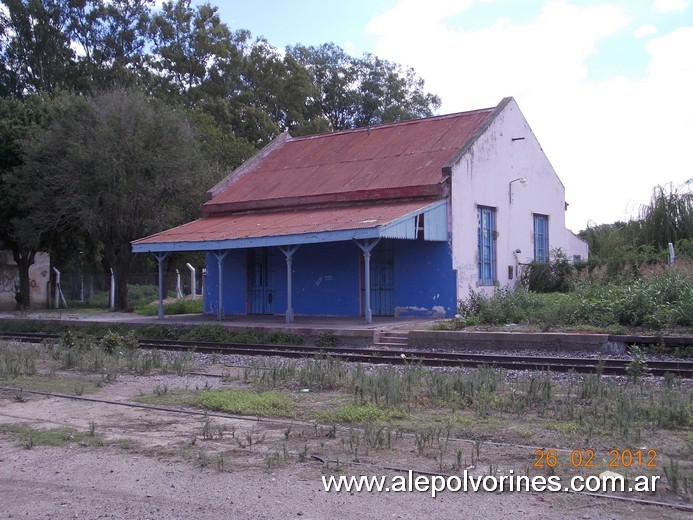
131 199 448 253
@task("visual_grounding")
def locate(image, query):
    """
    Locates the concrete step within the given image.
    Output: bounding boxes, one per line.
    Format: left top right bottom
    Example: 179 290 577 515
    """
374 331 409 347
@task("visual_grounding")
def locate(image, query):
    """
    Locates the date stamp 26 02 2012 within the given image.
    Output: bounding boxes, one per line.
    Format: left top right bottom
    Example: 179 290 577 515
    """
533 448 657 470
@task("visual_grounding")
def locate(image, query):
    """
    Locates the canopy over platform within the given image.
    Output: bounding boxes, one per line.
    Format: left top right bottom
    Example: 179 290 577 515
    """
131 199 448 253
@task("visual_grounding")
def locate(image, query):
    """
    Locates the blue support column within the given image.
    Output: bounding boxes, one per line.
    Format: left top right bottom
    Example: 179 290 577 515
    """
279 245 301 323
354 238 381 324
154 252 169 321
213 250 229 321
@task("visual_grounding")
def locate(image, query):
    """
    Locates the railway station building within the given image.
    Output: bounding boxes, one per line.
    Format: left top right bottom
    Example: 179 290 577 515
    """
132 97 588 323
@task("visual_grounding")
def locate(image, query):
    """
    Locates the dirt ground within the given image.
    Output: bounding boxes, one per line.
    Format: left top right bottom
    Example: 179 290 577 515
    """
0 372 691 520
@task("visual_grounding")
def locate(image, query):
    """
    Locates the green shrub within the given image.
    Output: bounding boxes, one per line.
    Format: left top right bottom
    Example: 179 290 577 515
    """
180 324 304 345
100 330 139 354
457 268 692 330
134 298 203 316
59 330 97 351
315 331 338 348
127 285 161 307
523 248 575 293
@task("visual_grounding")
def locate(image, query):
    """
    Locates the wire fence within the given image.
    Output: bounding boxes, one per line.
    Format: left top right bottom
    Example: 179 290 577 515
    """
51 268 204 308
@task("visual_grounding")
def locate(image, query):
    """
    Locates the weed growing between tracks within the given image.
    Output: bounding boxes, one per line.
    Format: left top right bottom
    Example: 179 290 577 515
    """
236 357 691 443
0 320 305 346
0 332 196 394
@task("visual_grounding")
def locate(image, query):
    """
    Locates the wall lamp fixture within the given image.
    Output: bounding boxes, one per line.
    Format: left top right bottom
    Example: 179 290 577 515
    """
508 177 528 204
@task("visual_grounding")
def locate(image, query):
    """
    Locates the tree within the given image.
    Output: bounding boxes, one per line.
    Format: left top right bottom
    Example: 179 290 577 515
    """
148 0 242 104
228 38 328 144
0 0 79 96
355 53 441 127
287 43 441 131
69 0 155 91
0 94 50 308
19 88 214 310
640 183 693 250
287 43 359 130
187 107 256 170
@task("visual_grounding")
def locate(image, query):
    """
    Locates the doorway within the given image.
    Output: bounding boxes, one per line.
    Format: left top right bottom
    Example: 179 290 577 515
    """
247 248 273 314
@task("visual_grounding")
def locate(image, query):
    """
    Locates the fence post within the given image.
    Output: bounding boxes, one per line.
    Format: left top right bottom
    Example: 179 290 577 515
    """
52 267 67 309
53 268 60 309
109 268 115 310
186 263 197 300
175 269 183 299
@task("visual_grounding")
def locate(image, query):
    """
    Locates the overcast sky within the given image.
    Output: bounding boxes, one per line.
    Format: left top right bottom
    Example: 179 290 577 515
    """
196 0 693 232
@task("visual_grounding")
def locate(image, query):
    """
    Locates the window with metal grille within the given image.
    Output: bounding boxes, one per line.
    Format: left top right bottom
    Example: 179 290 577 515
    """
534 214 549 263
477 206 496 286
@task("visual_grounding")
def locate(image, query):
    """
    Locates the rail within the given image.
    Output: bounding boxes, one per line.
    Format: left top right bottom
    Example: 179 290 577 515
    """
1 331 691 378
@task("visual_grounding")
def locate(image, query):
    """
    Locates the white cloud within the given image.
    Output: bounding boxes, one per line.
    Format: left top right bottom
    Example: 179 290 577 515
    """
634 24 658 38
367 0 475 32
366 0 693 231
367 0 630 112
653 0 688 12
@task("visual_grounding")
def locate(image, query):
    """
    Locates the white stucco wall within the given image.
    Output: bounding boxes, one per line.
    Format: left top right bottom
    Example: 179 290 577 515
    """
450 98 587 301
567 231 589 262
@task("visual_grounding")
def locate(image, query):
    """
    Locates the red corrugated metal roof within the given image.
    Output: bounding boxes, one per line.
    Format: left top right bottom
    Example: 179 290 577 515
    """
203 108 494 214
133 200 438 246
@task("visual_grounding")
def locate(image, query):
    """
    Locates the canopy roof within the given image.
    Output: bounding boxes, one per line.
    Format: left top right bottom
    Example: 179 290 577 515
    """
132 200 448 253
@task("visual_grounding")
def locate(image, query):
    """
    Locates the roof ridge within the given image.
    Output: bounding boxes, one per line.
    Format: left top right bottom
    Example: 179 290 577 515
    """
292 106 497 141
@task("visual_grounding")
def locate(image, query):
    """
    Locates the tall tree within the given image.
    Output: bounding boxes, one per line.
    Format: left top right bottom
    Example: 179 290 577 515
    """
0 94 50 308
148 0 242 104
355 53 441 127
236 41 327 139
70 0 155 91
0 0 79 96
0 0 157 96
19 88 214 309
288 43 359 131
288 43 441 131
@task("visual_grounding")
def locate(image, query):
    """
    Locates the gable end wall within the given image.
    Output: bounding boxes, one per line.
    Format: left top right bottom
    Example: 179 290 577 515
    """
449 98 575 301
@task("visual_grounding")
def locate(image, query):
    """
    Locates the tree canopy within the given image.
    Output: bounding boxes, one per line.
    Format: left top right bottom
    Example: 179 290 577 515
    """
17 88 214 309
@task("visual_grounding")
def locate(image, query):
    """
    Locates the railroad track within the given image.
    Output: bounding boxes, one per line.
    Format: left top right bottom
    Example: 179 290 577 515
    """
2 331 692 377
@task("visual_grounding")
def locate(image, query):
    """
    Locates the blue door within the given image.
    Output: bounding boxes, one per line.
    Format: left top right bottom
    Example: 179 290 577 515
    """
248 248 273 314
362 240 395 316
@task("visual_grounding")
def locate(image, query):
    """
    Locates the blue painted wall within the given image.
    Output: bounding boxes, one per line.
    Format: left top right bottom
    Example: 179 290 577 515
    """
204 250 246 315
292 242 360 315
204 239 456 318
393 239 456 317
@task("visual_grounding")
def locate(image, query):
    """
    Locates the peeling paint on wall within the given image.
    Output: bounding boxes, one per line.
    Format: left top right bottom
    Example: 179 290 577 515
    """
394 305 446 318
